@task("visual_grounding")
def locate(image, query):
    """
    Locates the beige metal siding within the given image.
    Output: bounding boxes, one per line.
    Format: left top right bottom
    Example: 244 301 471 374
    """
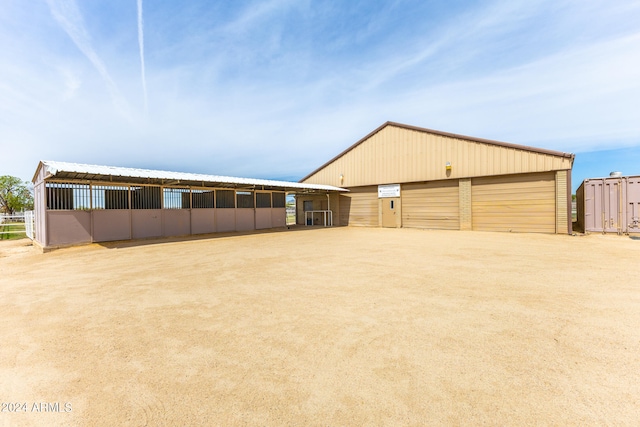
459 178 472 230
472 173 556 233
402 181 459 230
555 170 568 234
303 125 572 188
339 186 378 226
296 193 340 226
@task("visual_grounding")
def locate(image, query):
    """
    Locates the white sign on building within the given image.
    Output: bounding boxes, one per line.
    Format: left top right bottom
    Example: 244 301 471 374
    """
378 184 400 198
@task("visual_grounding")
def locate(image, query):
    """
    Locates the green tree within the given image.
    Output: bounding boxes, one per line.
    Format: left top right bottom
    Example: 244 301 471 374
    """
0 176 34 214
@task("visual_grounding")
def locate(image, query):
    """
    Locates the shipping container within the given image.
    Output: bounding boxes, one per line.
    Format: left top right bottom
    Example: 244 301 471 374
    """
576 174 640 234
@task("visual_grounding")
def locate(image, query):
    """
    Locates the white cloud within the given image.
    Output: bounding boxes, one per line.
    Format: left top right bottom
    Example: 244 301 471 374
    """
137 0 148 115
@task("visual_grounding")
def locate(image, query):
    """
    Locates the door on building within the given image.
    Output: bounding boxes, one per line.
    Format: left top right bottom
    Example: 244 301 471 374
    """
382 197 400 228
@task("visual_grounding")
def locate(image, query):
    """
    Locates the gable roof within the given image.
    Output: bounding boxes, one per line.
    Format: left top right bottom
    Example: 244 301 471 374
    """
300 121 575 182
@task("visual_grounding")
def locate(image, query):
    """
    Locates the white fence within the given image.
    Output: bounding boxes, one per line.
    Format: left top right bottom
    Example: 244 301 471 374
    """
0 212 34 239
25 211 35 240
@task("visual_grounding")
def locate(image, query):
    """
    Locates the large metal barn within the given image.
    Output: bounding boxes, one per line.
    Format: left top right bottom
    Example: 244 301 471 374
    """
298 122 575 234
31 161 346 250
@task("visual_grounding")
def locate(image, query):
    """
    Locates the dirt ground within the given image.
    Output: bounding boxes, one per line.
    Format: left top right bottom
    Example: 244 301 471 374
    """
1 227 639 426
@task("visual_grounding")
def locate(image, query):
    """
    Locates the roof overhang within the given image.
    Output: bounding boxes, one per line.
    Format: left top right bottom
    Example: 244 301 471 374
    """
34 161 348 193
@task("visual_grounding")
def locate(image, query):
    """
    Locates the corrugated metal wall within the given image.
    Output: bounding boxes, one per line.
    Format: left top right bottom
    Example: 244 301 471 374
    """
402 181 459 230
555 170 568 234
471 173 556 233
332 173 566 233
304 125 572 188
627 177 640 232
578 176 640 234
338 186 378 226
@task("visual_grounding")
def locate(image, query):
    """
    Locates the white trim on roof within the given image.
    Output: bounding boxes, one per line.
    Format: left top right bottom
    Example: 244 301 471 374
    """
39 161 347 192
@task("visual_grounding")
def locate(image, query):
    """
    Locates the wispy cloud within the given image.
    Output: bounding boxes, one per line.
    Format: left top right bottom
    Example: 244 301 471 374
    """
1 0 639 185
137 0 148 116
45 0 131 120
383 32 640 152
59 67 81 100
220 0 297 36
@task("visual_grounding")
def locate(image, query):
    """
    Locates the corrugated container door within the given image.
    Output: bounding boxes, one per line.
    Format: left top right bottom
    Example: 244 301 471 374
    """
627 177 640 233
603 180 623 233
584 181 603 232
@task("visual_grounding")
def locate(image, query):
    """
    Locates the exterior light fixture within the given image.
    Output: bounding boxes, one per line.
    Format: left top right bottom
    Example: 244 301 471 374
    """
339 174 344 185
445 162 452 171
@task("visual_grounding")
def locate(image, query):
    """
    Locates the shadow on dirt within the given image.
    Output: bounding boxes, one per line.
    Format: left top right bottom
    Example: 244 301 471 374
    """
96 225 337 250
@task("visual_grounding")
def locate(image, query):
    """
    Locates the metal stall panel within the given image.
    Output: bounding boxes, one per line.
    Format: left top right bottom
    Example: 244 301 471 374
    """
131 210 162 239
402 181 459 230
627 177 640 232
191 209 216 234
271 208 286 228
255 209 272 230
472 172 556 233
235 209 255 231
47 211 92 246
339 186 378 226
255 192 273 230
216 209 235 232
92 210 131 242
162 210 190 237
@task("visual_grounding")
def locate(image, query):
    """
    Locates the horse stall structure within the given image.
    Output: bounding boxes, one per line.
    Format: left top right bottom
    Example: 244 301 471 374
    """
298 122 575 234
31 161 346 250
576 173 640 234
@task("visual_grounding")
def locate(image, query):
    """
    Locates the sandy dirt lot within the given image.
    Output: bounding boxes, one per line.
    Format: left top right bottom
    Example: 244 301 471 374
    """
1 227 639 426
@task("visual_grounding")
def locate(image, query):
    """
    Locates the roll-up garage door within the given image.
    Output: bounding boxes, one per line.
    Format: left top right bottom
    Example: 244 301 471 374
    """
472 172 555 233
402 181 459 230
339 186 378 226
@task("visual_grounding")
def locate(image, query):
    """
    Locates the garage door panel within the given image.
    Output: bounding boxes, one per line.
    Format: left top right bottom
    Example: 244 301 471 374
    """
402 181 459 230
473 189 556 199
340 186 378 226
473 199 555 208
472 173 555 233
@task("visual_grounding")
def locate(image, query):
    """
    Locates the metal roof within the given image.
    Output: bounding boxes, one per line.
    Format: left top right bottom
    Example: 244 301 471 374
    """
35 160 348 193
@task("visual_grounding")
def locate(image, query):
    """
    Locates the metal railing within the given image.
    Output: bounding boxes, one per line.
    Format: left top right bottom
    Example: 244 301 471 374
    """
25 211 35 240
0 212 29 239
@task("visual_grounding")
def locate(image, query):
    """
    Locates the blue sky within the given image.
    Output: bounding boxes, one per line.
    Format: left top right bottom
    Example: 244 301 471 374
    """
0 0 638 192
